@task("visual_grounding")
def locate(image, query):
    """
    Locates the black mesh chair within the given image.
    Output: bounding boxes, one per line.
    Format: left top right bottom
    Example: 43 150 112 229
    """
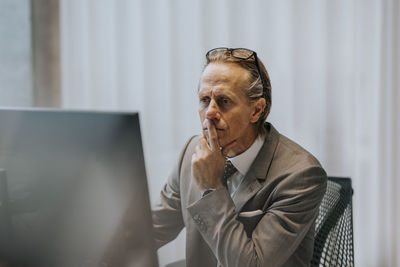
311 177 354 267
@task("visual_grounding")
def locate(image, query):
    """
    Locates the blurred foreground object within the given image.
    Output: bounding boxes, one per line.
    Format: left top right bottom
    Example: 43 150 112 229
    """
0 108 158 267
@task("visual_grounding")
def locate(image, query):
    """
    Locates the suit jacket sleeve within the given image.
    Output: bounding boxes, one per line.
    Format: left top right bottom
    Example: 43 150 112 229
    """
187 165 327 267
151 136 195 249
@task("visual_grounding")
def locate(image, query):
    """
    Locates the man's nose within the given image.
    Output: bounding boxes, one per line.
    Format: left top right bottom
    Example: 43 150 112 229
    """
205 100 220 120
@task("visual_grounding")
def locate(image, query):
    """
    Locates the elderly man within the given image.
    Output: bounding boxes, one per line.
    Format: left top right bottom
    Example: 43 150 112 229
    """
152 48 327 267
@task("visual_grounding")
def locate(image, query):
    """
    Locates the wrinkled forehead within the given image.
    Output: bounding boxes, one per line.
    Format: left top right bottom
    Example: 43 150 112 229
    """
199 62 250 90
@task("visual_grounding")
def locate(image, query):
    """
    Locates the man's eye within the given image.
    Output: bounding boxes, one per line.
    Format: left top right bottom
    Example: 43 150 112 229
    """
200 97 210 104
222 98 231 104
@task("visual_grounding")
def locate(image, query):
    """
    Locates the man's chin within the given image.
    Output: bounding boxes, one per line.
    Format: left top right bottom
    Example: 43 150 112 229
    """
220 139 238 156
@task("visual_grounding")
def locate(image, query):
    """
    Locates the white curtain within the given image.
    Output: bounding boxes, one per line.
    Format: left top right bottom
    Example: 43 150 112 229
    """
60 0 400 266
0 0 32 107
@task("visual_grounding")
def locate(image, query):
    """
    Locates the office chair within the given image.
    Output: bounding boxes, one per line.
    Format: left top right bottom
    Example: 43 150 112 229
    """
310 177 354 267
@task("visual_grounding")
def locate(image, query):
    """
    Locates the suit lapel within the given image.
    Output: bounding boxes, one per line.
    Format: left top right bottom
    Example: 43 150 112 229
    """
232 123 280 212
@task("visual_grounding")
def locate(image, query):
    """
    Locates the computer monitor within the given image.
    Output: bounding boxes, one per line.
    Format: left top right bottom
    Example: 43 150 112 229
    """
0 108 159 267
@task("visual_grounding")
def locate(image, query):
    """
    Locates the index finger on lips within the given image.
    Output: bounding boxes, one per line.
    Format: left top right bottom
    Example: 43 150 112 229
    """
206 119 220 152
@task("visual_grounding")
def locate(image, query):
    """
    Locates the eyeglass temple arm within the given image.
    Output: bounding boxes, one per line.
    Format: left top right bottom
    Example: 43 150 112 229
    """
253 54 269 95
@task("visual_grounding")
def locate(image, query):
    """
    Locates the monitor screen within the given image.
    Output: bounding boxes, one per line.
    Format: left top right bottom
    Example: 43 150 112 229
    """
0 108 158 267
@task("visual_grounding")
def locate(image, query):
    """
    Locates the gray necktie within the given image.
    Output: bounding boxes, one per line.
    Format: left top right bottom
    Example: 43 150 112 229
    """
222 160 237 187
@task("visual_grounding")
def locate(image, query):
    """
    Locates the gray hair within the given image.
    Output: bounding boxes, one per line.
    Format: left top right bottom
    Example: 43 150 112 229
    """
201 49 272 134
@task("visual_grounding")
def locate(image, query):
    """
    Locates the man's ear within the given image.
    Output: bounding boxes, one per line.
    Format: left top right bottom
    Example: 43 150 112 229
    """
250 98 266 123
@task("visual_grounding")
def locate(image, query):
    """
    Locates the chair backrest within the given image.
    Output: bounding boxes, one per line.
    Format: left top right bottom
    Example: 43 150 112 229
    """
311 177 354 267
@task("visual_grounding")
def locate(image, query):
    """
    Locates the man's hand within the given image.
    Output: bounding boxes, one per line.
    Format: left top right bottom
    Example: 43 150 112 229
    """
191 120 226 192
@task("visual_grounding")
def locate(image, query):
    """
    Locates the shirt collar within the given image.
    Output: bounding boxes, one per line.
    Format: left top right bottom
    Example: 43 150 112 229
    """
228 135 265 176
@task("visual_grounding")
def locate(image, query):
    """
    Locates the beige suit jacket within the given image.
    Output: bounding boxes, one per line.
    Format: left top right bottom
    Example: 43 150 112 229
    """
152 123 327 267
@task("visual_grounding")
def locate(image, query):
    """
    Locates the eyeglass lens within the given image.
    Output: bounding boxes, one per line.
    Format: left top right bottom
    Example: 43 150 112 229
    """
230 49 254 60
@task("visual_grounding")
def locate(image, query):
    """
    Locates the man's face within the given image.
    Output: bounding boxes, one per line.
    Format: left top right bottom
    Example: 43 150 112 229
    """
198 63 260 157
